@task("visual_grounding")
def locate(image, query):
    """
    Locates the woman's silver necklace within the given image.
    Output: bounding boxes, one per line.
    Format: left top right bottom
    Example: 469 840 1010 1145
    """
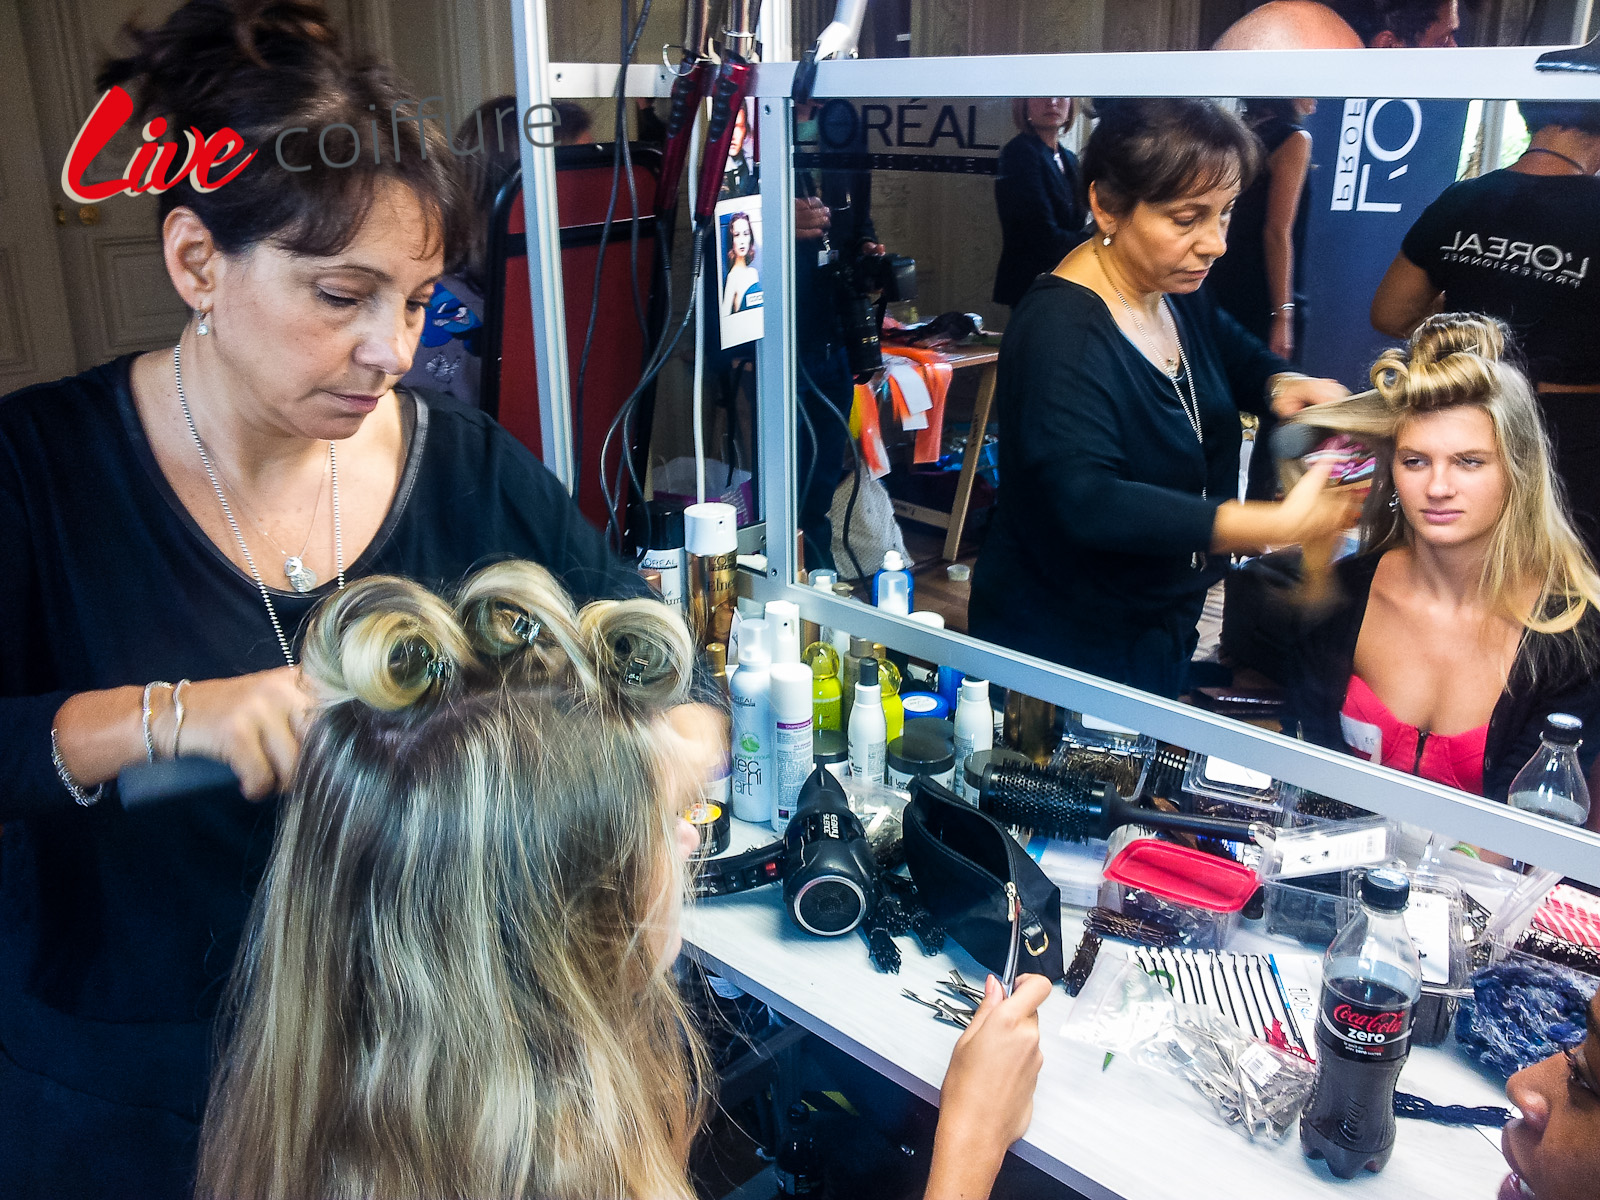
214 454 328 593
1096 245 1208 569
172 343 345 665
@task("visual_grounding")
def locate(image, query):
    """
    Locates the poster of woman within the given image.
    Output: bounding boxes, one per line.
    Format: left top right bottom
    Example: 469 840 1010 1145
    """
716 199 763 348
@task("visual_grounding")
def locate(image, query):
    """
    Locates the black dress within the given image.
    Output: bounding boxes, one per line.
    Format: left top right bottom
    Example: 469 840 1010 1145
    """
0 355 648 1198
969 277 1286 698
991 132 1089 308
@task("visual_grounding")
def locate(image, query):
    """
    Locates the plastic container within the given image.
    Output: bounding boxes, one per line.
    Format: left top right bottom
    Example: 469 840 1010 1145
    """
1020 833 1108 908
1180 752 1284 819
872 550 913 614
729 619 772 824
764 600 802 665
900 690 949 721
769 663 814 834
953 678 994 804
639 502 686 612
886 726 956 790
813 729 849 782
1508 712 1591 826
1100 838 1260 951
1051 711 1156 801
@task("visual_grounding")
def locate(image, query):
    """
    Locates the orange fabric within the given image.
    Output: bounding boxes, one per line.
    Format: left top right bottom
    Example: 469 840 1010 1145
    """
884 349 952 464
851 382 891 478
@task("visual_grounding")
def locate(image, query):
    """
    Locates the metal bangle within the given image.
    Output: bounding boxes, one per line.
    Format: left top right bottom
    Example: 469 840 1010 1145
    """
171 679 191 759
1272 302 1297 313
50 726 103 807
141 681 172 763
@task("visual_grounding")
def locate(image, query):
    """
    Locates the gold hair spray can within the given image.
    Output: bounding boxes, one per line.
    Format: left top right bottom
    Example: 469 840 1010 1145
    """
685 502 739 650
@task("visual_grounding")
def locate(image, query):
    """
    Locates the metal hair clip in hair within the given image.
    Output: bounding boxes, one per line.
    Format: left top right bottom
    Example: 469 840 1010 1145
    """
624 654 651 686
425 654 454 682
510 613 543 645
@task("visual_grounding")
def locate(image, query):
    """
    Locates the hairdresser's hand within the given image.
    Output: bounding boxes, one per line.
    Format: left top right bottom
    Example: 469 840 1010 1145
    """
665 701 729 790
1211 461 1362 555
925 973 1052 1200
175 667 319 801
796 196 831 241
1269 372 1348 419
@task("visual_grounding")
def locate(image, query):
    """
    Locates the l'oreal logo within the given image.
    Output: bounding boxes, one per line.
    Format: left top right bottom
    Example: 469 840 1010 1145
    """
61 86 257 204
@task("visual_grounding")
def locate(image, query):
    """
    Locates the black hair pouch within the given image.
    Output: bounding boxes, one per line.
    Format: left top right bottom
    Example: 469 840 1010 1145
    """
902 776 1064 984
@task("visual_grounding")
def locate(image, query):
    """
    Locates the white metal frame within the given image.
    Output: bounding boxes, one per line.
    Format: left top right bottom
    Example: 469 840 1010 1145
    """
515 17 1600 883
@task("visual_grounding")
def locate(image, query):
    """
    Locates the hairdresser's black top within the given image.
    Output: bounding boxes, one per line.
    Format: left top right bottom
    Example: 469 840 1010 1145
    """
1400 169 1600 386
1286 552 1600 800
970 276 1285 684
0 356 647 1125
991 132 1089 307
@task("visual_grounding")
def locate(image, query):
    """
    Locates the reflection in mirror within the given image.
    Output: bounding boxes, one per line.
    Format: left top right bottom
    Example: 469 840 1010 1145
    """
786 92 1600 826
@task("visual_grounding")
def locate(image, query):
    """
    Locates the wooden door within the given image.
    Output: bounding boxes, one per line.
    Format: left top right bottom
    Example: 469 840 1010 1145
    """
0 0 78 390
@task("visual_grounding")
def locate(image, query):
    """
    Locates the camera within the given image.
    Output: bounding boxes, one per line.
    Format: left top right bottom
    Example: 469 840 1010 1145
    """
692 768 879 936
829 245 917 381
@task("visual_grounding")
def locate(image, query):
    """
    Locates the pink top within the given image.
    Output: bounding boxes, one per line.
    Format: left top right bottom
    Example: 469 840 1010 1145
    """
1339 674 1489 795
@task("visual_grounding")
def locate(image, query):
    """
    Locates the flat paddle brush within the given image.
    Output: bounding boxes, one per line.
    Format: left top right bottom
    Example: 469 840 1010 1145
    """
978 761 1260 843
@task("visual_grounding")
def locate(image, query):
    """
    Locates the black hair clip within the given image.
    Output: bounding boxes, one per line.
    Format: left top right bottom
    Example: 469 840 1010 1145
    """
624 654 651 686
510 613 543 645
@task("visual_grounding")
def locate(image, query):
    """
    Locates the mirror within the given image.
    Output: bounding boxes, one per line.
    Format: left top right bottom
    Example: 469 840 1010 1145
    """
779 93 1598 823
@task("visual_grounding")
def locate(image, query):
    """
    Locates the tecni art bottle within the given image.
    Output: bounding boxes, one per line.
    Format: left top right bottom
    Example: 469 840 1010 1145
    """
848 656 888 783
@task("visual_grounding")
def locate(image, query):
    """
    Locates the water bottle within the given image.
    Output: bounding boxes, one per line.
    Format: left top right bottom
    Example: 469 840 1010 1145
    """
1300 868 1423 1178
1507 713 1591 826
871 550 913 615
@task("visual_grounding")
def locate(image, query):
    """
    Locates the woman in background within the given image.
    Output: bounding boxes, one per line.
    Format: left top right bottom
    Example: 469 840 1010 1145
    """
197 562 1053 1200
991 96 1090 310
1287 315 1600 810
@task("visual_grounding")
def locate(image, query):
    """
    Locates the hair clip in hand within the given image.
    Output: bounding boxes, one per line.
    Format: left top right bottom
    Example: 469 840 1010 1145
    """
510 613 543 645
624 654 651 686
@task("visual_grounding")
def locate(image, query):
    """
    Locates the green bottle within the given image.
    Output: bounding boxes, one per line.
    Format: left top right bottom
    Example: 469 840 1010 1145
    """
805 642 842 731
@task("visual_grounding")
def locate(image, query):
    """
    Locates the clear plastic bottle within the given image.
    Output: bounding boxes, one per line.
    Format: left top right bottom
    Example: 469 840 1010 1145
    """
871 550 913 615
1507 713 1591 826
1300 868 1423 1179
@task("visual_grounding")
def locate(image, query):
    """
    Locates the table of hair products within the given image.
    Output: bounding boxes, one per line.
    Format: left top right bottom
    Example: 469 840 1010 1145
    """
682 815 1513 1200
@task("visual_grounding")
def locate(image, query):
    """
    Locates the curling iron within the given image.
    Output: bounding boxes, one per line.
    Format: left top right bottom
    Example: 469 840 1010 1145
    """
692 0 760 222
654 0 717 221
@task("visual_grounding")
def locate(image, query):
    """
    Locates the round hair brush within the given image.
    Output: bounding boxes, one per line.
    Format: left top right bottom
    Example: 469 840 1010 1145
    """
978 761 1260 843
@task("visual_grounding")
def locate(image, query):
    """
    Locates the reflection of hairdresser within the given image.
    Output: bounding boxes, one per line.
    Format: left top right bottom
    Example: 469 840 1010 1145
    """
720 212 761 314
1285 316 1600 812
0 6 663 1195
197 563 1053 1200
969 99 1353 698
991 97 1089 309
1372 101 1600 555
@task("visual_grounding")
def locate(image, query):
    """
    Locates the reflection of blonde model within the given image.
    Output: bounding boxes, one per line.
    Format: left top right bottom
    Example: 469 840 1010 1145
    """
197 560 1052 1200
721 212 759 314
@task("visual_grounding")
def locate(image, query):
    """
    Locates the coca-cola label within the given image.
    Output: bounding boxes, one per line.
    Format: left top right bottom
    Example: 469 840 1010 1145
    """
1320 990 1414 1060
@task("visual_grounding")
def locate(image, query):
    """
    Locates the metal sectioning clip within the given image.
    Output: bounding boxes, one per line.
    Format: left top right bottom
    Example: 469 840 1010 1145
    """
901 987 974 1029
625 654 651 686
510 613 543 645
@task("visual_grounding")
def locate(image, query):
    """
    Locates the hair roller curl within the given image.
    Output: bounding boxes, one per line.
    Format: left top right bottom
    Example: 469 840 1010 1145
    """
300 576 472 711
455 560 598 693
579 599 695 710
1371 313 1511 411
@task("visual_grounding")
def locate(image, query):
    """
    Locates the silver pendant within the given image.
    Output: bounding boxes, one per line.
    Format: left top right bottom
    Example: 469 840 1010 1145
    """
283 556 318 593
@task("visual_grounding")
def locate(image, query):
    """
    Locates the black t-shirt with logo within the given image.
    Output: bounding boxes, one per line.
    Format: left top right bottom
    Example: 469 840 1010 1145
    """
1401 169 1600 385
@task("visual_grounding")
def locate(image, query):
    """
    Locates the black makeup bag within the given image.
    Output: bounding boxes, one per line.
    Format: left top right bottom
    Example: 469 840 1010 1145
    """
902 776 1065 984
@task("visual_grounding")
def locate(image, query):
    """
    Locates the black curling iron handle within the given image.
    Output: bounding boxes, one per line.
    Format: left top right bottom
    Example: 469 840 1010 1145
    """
118 757 240 809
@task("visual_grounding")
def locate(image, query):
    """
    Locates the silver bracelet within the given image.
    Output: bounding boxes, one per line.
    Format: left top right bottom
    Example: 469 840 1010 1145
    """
50 727 104 807
171 679 191 758
141 681 172 763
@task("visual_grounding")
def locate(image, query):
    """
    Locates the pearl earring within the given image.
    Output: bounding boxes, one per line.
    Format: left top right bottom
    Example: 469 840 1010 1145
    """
1388 491 1400 512
196 311 211 336
1102 234 1113 247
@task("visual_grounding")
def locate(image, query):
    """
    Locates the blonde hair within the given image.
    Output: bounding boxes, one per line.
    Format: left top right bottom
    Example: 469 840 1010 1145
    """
196 561 708 1200
1290 314 1600 645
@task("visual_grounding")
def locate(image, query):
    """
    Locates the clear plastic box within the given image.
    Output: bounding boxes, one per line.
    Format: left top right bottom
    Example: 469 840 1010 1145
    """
1050 711 1156 801
1179 752 1284 819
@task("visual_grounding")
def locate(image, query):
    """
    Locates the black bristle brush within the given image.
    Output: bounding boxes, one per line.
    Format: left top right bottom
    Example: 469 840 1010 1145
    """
978 761 1261 844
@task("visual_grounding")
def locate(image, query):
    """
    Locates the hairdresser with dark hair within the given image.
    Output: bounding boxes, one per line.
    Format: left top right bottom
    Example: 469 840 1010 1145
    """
970 98 1354 697
1372 100 1600 556
0 3 667 1195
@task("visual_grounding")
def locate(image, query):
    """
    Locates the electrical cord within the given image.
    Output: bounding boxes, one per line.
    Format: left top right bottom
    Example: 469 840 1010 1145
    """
798 358 866 581
572 0 654 502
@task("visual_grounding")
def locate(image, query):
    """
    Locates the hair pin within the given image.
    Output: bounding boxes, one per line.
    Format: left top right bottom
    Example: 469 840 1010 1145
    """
624 654 651 687
510 613 543 645
425 653 454 682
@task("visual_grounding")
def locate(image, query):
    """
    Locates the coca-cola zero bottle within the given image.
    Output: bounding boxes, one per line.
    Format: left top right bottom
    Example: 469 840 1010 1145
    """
1300 868 1423 1178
